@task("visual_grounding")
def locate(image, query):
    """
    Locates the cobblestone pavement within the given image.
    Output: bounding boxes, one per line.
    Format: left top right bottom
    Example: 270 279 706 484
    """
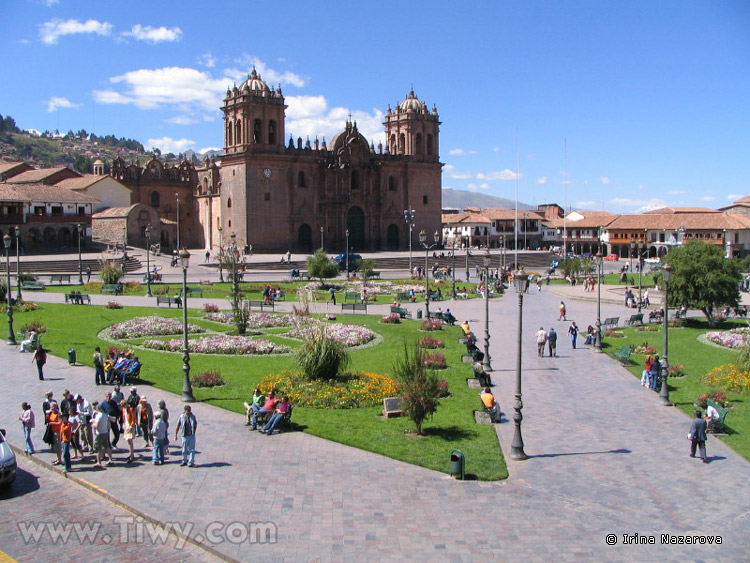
0 284 749 561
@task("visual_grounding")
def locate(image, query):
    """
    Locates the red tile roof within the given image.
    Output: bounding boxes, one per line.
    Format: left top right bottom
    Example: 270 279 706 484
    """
0 182 100 203
6 167 80 184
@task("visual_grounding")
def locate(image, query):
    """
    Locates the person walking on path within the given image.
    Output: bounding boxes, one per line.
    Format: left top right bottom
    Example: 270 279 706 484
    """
93 347 105 386
329 286 336 305
46 402 63 465
137 397 154 448
91 404 113 467
157 399 170 455
546 327 558 357
689 410 709 463
120 399 136 463
32 345 47 381
568 322 579 350
18 402 35 455
175 405 198 467
535 327 547 357
151 412 168 465
558 301 567 321
60 412 73 473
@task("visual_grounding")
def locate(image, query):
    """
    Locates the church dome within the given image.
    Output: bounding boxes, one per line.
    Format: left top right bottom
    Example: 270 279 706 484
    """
399 90 427 113
239 68 270 94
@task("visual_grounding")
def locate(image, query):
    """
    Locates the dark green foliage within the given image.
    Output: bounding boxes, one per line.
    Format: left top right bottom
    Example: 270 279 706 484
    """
100 262 124 284
307 249 339 281
295 324 350 381
392 342 441 435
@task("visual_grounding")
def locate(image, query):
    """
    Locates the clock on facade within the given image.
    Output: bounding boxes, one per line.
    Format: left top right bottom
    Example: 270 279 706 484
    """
262 168 272 179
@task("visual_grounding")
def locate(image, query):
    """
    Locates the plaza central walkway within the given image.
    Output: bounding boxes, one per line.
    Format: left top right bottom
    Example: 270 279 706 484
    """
1 279 748 561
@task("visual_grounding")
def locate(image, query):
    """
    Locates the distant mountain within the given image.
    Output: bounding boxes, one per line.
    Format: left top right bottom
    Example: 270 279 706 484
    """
441 188 535 211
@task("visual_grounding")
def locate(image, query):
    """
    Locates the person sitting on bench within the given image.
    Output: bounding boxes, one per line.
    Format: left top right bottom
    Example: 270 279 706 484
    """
480 387 501 423
259 396 292 435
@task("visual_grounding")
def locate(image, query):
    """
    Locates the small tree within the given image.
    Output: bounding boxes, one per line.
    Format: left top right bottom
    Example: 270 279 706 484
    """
358 258 376 282
306 249 339 282
100 261 123 284
667 240 741 327
559 257 582 280
295 324 350 380
393 342 441 435
218 246 249 334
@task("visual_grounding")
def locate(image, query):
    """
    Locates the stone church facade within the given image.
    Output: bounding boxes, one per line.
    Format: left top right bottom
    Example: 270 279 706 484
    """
197 69 443 253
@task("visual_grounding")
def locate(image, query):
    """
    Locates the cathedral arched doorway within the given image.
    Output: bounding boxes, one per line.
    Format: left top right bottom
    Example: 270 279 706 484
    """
346 207 365 250
298 224 312 252
386 224 399 250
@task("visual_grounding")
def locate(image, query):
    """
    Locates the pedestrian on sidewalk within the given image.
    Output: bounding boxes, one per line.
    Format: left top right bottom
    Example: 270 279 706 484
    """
151 412 167 465
93 346 105 385
31 344 47 381
91 404 113 467
546 327 558 357
85 265 91 283
568 322 579 349
46 402 63 465
175 405 198 467
120 399 136 463
535 327 547 357
558 301 567 321
157 399 170 454
328 286 336 305
137 397 154 448
205 250 210 263
60 412 73 473
18 402 35 455
75 394 94 453
689 410 709 463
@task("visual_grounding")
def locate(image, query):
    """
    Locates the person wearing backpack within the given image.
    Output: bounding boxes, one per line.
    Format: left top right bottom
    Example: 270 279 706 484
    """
93 347 105 385
136 397 154 448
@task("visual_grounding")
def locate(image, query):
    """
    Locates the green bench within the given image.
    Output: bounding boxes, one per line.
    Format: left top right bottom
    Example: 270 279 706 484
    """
602 317 620 331
344 292 360 303
614 345 632 364
64 293 91 304
255 404 294 430
706 400 730 434
50 274 71 284
427 311 456 325
156 296 181 307
626 313 644 325
342 303 367 313
101 283 122 295
396 292 409 302
390 305 412 319
246 300 274 312
21 281 45 291
181 287 203 298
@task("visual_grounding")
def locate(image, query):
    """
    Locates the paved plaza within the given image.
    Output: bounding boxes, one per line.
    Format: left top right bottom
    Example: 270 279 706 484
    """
1 263 749 561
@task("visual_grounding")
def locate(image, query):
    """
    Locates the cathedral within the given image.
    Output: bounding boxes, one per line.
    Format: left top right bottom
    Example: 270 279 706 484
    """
196 69 443 253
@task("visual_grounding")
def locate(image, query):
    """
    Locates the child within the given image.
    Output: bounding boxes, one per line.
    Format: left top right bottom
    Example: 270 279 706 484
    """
60 412 73 473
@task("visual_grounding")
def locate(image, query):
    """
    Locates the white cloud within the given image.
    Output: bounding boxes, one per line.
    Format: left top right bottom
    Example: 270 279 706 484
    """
476 170 519 181
165 115 198 125
197 52 217 68
40 19 112 45
45 96 79 112
600 177 610 185
147 137 195 154
285 102 385 146
667 190 687 195
492 147 501 153
443 164 473 180
198 146 221 154
449 148 477 156
229 54 306 88
123 25 183 44
536 176 548 185
286 95 327 120
727 194 743 201
609 197 666 212
700 196 715 202
94 67 227 111
42 0 59 5
577 201 597 209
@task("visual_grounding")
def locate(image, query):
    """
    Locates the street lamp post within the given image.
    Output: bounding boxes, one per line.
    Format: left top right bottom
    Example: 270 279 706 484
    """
229 233 239 297
483 248 493 371
511 268 528 460
217 227 224 283
14 226 21 301
4 234 15 345
320 226 324 251
464 235 470 282
175 193 181 251
451 239 457 298
145 226 153 297
77 224 84 285
180 248 195 402
404 208 415 274
345 229 350 277
637 242 644 312
523 212 528 250
659 264 673 406
419 230 440 317
595 249 603 352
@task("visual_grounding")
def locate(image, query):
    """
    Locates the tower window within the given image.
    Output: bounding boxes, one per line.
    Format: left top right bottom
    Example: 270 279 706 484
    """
427 134 434 156
268 120 277 145
423 195 428 205
150 191 160 207
388 176 396 191
298 171 306 188
227 197 232 208
235 120 242 145
415 133 423 155
399 133 405 154
264 192 270 201
254 119 262 143
351 170 361 190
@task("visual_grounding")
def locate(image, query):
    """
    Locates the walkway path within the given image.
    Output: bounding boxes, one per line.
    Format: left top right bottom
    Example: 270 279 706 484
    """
1 283 748 561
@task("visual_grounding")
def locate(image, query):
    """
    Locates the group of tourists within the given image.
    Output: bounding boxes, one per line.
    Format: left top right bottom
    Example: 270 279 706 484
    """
18 386 199 473
242 388 292 435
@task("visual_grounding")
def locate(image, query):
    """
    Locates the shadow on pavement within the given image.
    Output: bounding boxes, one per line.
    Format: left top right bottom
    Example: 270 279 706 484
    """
423 425 476 441
0 466 40 499
529 448 631 459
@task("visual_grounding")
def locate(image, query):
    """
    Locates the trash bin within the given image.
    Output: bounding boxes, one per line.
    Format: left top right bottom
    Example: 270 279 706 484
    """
450 449 465 480
67 348 76 365
417 309 423 320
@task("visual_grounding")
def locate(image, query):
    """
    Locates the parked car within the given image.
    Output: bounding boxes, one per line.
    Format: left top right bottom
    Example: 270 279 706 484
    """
604 254 620 261
644 257 661 264
0 429 17 488
334 253 362 271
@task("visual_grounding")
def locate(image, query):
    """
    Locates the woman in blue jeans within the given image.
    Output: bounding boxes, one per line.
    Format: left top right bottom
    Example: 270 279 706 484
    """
18 402 35 454
260 397 292 435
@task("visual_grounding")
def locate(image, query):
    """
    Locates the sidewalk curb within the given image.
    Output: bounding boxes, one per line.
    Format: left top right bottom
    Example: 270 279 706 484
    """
7 442 237 563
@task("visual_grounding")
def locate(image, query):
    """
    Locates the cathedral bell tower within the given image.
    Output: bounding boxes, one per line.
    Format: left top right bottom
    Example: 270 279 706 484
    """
383 90 440 162
221 68 287 154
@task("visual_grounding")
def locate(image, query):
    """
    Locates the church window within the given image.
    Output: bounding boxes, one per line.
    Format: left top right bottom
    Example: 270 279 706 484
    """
388 176 396 191
254 119 262 143
235 121 242 145
227 125 233 147
298 171 306 188
423 195 428 205
390 134 396 153
202 178 208 194
150 191 160 207
227 197 232 208
427 134 434 156
415 133 423 155
399 134 405 154
264 192 270 201
268 121 277 145
351 170 361 190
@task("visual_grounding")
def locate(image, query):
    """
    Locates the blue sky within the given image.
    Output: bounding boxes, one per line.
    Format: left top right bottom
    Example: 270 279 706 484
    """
2 0 749 213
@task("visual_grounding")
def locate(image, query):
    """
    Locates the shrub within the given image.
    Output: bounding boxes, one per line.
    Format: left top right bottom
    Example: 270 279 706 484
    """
702 364 750 393
605 329 625 338
20 320 47 334
696 391 731 408
421 319 442 331
667 363 685 377
636 325 659 332
633 344 657 355
437 379 450 398
190 370 226 388
392 343 441 435
152 285 170 295
100 261 124 284
419 335 445 349
106 301 123 309
203 303 220 313
380 313 401 324
421 352 447 369
295 324 350 381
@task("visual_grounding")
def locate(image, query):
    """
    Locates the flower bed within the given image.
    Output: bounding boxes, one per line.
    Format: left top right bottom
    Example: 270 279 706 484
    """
696 391 731 408
109 316 206 339
142 335 290 355
633 345 657 355
422 352 447 369
259 370 398 409
204 312 296 328
419 335 445 349
705 327 750 349
106 301 123 309
380 314 401 324
420 319 442 332
190 370 226 388
703 364 750 393
286 323 376 347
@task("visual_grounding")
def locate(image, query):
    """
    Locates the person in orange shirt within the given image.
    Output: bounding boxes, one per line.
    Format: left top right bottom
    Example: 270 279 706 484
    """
120 399 136 464
60 412 73 472
46 403 63 465
480 387 501 423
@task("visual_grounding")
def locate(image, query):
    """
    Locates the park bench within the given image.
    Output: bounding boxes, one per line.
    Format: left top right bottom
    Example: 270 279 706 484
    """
64 293 91 305
427 311 456 325
254 404 294 430
341 303 367 314
648 310 664 323
50 274 71 284
156 296 181 308
706 400 730 434
246 300 274 312
181 287 203 298
20 281 45 291
390 305 412 319
101 284 122 295
614 345 633 365
367 271 381 279
395 291 409 302
472 363 491 388
383 397 403 418
602 317 620 331
627 313 644 325
344 292 360 303
273 290 286 301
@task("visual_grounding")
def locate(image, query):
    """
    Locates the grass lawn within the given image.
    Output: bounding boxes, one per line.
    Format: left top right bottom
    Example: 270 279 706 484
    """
602 318 750 460
10 302 506 480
